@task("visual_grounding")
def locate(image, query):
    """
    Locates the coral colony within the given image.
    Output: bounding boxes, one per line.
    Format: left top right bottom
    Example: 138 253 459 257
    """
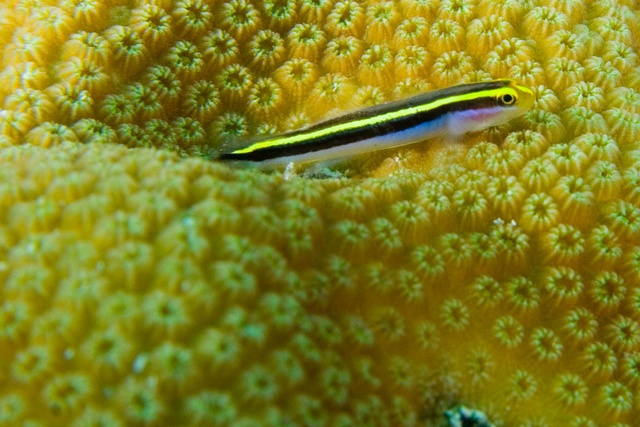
0 0 639 425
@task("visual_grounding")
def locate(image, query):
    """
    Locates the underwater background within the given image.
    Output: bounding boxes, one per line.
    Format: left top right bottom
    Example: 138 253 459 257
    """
0 0 639 425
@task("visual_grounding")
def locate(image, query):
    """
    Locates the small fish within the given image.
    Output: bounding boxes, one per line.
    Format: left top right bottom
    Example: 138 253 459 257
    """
218 79 535 168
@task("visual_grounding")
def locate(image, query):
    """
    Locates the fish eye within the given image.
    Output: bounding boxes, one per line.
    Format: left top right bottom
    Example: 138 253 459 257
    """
500 93 516 105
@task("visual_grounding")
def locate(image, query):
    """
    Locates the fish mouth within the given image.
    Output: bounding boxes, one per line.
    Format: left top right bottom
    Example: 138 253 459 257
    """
513 82 536 111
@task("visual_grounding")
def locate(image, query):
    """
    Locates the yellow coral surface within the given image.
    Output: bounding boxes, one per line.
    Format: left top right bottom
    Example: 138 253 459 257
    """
1 0 640 425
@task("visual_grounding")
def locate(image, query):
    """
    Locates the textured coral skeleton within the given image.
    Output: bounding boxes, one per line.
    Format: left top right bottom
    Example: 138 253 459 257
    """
0 0 640 426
